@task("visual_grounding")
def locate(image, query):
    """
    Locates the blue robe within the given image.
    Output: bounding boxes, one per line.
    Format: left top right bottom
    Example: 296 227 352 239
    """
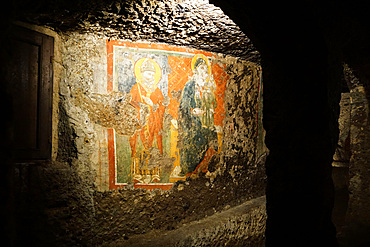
178 79 218 175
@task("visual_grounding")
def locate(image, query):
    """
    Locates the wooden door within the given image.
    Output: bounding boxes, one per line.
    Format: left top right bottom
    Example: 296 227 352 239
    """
6 26 54 161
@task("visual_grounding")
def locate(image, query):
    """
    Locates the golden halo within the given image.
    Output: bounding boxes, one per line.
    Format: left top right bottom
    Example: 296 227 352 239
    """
134 57 162 87
191 54 211 75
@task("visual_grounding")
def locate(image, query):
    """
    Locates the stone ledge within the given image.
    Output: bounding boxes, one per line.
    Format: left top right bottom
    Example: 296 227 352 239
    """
106 196 266 247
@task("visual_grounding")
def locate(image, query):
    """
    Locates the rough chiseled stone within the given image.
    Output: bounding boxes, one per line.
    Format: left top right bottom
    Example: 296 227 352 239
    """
19 0 260 63
9 1 265 246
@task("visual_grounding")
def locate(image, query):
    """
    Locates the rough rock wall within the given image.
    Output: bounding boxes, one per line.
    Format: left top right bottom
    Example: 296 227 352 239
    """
56 31 264 245
221 60 262 181
7 1 265 245
106 196 266 247
14 161 97 246
340 65 370 246
18 0 259 62
331 93 350 235
7 25 99 246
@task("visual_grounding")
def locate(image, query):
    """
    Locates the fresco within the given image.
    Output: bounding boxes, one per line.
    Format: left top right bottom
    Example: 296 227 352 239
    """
106 41 228 189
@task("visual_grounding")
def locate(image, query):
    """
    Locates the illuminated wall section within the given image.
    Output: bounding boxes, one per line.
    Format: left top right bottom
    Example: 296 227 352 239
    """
106 41 228 190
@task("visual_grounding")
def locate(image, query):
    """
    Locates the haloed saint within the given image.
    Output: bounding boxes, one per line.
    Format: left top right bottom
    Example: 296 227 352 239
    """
129 57 165 183
178 54 220 177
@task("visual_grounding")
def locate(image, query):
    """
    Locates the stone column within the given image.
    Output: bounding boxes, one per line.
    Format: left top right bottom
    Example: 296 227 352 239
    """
331 93 350 236
262 53 338 246
210 1 340 245
342 85 370 245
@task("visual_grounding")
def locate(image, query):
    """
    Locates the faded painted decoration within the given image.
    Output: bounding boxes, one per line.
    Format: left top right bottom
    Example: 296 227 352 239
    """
106 41 228 189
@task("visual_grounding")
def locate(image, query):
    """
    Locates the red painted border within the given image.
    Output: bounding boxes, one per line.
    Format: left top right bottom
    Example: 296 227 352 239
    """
134 184 174 190
106 40 217 191
106 40 114 93
107 128 120 190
